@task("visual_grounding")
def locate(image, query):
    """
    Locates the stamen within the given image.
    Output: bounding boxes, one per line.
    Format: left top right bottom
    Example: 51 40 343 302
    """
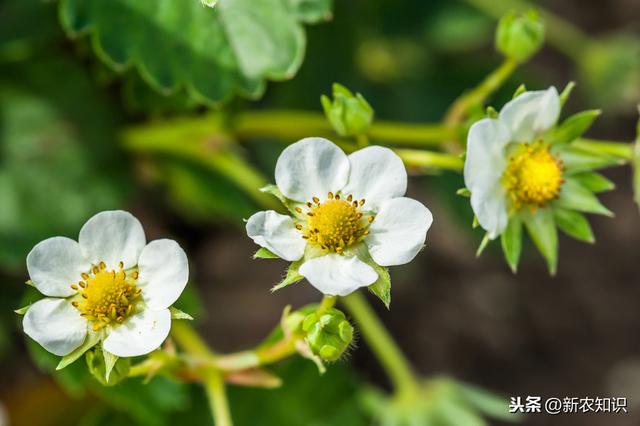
312 197 320 204
359 199 365 206
328 192 334 199
295 207 303 213
347 195 353 202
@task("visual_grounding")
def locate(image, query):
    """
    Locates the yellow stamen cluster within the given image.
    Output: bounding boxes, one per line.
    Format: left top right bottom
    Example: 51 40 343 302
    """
503 141 564 209
295 192 374 253
71 261 141 331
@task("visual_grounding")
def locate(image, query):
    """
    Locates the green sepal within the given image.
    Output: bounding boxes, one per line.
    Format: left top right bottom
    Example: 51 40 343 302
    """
456 188 471 197
512 84 527 99
25 280 35 288
571 172 615 193
559 146 623 174
500 216 522 273
472 215 480 229
559 81 576 107
633 108 640 210
356 246 391 308
170 306 194 321
14 304 32 315
271 260 304 292
475 232 491 257
86 346 131 386
486 106 499 118
56 331 101 370
260 184 302 217
253 247 280 259
549 109 601 145
553 208 594 243
522 208 558 275
554 178 613 216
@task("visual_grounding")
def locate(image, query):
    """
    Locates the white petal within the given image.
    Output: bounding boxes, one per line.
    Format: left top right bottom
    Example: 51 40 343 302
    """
471 179 509 239
246 210 306 261
103 308 171 357
365 197 433 266
274 137 350 202
137 240 189 310
499 87 561 142
79 210 146 270
299 254 378 296
463 118 510 194
23 298 88 356
27 237 91 297
341 146 407 211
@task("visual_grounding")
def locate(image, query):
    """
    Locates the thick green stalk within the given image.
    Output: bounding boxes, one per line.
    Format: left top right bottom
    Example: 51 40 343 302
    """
171 322 233 426
341 292 419 397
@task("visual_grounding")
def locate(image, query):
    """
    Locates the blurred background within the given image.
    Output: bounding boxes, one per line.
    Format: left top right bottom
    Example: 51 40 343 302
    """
1 0 640 425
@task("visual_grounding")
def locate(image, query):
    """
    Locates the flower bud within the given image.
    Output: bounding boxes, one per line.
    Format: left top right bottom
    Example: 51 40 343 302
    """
86 347 131 386
302 308 354 362
321 83 374 137
496 10 544 63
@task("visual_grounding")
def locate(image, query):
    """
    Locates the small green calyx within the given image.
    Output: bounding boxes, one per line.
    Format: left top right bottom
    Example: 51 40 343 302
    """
302 308 354 362
86 347 130 386
321 83 374 137
496 10 545 63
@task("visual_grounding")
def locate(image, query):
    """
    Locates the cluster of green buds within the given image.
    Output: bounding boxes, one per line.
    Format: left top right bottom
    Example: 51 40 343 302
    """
321 83 374 137
495 10 545 63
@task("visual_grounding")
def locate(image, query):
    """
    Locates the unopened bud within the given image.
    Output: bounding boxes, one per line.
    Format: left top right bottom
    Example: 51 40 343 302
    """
496 10 544 63
321 83 374 137
302 308 354 362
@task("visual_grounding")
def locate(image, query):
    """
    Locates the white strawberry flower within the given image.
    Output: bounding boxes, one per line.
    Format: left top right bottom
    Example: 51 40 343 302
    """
464 87 562 238
22 210 189 358
246 137 433 297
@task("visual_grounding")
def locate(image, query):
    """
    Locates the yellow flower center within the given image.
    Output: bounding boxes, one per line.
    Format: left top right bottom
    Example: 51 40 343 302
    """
296 192 374 253
503 141 564 209
71 261 141 331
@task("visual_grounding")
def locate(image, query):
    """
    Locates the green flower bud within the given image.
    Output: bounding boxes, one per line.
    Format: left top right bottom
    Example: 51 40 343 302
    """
321 83 374 137
496 10 544 63
302 308 354 362
86 347 131 386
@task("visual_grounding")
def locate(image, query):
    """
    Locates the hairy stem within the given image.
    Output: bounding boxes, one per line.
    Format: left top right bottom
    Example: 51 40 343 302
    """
341 292 419 397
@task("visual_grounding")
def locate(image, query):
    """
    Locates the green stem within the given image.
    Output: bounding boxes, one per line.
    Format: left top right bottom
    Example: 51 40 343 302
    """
462 0 592 60
341 292 419 397
395 149 464 172
233 110 457 148
171 322 233 426
443 57 518 129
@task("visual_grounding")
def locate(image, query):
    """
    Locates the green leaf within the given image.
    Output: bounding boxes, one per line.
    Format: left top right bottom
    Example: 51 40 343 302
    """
169 306 194 321
554 178 613 216
456 382 522 422
549 109 601 145
254 247 280 259
559 146 623 174
570 171 615 193
59 0 332 105
553 208 595 243
500 216 522 273
272 260 304 292
56 331 101 370
522 208 558 275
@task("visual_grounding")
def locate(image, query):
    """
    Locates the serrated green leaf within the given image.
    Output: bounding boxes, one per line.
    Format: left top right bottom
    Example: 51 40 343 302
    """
169 306 194 321
555 178 613 216
553 208 594 243
571 171 615 193
500 216 522 273
549 109 601 145
559 146 623 174
522 208 558 275
254 247 280 259
272 260 304 292
57 331 101 370
559 81 575 106
59 0 332 105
